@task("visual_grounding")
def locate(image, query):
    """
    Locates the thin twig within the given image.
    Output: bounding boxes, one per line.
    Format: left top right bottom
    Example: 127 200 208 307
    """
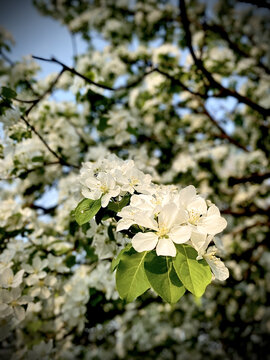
70 32 78 67
179 0 270 117
228 171 270 185
0 161 60 181
231 221 270 235
201 103 250 152
0 50 39 96
155 68 205 97
0 49 14 66
202 22 270 75
20 114 79 168
25 69 65 116
32 55 208 98
32 55 158 91
221 206 270 217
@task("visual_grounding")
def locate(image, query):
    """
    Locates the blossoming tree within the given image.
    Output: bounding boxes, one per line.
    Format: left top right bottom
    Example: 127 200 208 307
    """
0 0 269 359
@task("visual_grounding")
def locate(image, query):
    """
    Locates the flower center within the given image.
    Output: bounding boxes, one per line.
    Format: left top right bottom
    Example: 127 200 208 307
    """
188 209 201 225
156 226 169 238
100 185 108 193
130 177 139 186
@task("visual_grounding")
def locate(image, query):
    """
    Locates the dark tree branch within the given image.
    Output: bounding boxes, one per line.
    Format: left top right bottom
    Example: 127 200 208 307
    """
14 98 39 104
20 114 79 168
0 49 14 66
0 50 39 96
0 161 60 181
231 221 270 235
70 32 78 67
237 0 270 9
6 68 80 169
32 55 207 100
33 55 195 93
221 206 270 217
179 0 270 117
202 22 270 75
33 55 157 91
228 171 270 185
201 103 250 152
29 203 58 214
25 69 65 116
154 68 205 97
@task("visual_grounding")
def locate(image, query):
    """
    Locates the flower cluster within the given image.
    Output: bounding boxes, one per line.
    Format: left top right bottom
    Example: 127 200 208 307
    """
79 155 229 281
79 154 152 207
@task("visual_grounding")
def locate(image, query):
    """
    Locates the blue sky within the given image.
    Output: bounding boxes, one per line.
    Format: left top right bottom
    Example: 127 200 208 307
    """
0 0 86 77
0 0 237 127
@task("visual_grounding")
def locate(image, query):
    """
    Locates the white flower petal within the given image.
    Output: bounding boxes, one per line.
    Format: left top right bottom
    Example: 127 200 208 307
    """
205 256 229 281
198 216 227 235
40 287 51 299
177 206 189 224
190 231 207 252
0 268 13 287
101 194 111 207
134 214 158 230
179 185 197 207
158 203 179 229
207 205 220 217
81 187 100 200
156 238 176 257
169 225 191 244
12 270 24 288
187 196 207 215
14 306 25 321
132 232 158 252
116 219 135 232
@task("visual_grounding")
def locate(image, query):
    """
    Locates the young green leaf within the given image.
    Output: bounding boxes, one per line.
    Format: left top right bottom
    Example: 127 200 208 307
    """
116 248 150 302
74 198 101 225
173 244 212 298
108 195 130 212
1 86 17 99
111 243 132 272
144 251 185 303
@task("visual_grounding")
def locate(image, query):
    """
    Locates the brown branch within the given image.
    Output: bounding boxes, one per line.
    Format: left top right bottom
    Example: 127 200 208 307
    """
237 0 270 9
25 69 65 116
201 103 249 152
179 0 270 117
231 221 270 235
70 32 78 67
29 203 58 214
228 171 270 185
13 97 39 104
5 69 80 169
154 68 205 97
20 114 79 168
221 206 270 217
0 50 39 96
202 23 270 75
0 161 60 181
32 55 208 101
0 49 14 66
32 55 159 92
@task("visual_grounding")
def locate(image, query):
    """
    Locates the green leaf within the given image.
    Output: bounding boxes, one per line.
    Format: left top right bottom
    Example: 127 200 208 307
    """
31 156 44 163
65 255 76 268
108 195 130 212
116 248 150 302
111 243 132 272
144 252 185 303
173 244 212 297
97 116 109 131
107 224 115 241
1 86 17 99
74 198 101 226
